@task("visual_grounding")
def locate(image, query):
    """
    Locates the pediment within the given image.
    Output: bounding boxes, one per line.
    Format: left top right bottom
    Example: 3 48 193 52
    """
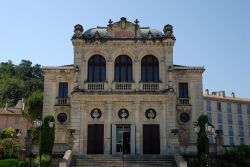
107 17 139 38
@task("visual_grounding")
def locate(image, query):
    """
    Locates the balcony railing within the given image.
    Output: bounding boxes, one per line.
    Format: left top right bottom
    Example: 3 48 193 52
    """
177 98 190 105
56 97 70 105
141 83 161 91
114 82 132 90
87 82 105 90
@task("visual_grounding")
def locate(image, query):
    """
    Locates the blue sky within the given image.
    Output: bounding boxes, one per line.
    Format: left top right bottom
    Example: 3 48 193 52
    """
0 0 249 98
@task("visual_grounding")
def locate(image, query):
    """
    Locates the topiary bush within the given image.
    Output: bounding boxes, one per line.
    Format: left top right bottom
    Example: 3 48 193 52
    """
37 115 55 167
197 115 209 166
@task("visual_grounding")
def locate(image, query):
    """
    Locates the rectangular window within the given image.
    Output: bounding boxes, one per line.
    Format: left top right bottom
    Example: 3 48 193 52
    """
217 102 221 112
217 113 222 124
229 137 234 145
227 114 233 124
206 101 211 111
240 138 245 145
178 83 188 98
227 103 231 113
228 126 234 136
248 104 250 115
238 115 243 125
218 124 223 135
207 112 212 123
249 127 250 136
58 82 68 97
248 116 250 125
237 104 242 114
239 126 244 137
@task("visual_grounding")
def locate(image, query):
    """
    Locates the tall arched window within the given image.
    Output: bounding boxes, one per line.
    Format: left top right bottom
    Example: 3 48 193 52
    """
88 55 106 82
141 55 159 82
114 55 132 82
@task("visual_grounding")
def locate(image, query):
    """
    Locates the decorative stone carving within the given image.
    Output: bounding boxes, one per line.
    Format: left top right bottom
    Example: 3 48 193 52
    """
163 24 175 40
90 108 102 119
145 108 157 119
118 108 129 119
73 24 84 38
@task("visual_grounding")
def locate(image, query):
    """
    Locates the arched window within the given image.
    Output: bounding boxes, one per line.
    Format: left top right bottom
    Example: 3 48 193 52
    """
88 55 106 82
114 55 132 82
141 55 159 82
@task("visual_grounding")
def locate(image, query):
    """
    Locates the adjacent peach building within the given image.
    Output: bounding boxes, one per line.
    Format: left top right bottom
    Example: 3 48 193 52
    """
0 100 28 136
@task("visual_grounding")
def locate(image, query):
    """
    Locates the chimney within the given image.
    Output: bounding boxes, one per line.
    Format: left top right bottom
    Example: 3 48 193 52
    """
231 92 235 98
205 89 209 95
219 91 225 97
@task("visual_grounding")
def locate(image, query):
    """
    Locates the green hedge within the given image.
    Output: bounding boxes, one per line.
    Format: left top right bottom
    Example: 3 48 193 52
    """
0 159 18 167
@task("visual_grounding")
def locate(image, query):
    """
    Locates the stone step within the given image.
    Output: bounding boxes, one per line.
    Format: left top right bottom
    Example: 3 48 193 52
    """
71 155 177 167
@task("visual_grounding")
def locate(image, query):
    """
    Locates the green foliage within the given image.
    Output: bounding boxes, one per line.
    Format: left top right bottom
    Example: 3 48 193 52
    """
35 154 51 167
0 159 19 167
25 91 43 120
30 128 40 144
0 138 20 159
197 115 209 166
0 59 43 107
18 161 29 167
221 145 250 167
0 127 16 139
39 115 55 156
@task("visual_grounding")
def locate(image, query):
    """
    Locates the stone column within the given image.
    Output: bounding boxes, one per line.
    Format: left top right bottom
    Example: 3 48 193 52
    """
161 101 167 154
80 102 87 155
134 58 140 90
106 100 113 154
107 58 113 90
134 101 141 154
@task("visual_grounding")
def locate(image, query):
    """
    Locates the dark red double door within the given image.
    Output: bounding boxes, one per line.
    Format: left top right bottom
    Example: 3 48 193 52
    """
87 124 104 154
143 124 160 154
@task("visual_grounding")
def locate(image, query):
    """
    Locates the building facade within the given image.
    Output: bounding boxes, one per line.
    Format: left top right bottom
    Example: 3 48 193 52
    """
42 17 205 155
0 99 27 137
203 90 250 146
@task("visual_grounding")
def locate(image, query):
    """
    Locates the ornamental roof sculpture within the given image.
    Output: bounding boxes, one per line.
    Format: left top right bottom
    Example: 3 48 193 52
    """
72 17 175 40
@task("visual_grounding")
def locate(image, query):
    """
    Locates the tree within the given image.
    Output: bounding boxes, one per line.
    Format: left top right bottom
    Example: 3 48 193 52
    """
0 61 15 79
24 91 43 121
15 60 33 80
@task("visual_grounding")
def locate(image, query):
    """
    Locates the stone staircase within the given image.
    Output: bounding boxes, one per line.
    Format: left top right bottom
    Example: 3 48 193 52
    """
70 155 177 167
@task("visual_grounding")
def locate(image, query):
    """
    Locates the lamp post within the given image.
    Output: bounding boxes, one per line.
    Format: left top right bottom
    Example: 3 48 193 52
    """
33 117 54 167
194 121 215 167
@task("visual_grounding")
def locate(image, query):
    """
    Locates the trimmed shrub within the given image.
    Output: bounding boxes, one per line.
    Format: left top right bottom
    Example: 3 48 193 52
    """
39 115 55 155
18 161 29 167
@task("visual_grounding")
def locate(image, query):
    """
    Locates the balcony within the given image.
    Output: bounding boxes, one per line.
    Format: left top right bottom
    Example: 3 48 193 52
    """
114 82 132 91
140 82 162 91
55 97 70 106
176 97 192 111
83 82 108 91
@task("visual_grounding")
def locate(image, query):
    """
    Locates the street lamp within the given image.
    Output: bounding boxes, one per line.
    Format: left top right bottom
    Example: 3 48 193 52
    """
33 117 54 167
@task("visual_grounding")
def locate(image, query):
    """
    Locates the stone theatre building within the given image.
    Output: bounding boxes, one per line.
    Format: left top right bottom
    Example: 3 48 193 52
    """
42 17 205 155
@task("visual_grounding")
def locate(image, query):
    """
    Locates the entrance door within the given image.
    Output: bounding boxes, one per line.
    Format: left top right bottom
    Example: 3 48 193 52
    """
112 124 135 154
87 124 104 154
143 124 160 154
116 125 131 154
